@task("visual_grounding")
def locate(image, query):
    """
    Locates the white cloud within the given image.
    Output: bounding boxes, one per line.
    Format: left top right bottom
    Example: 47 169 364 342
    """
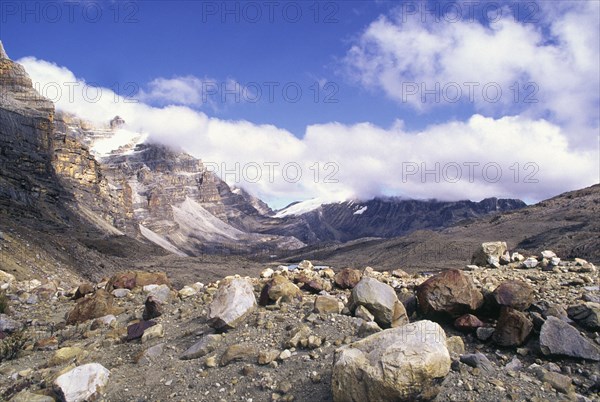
344 1 600 149
137 76 246 111
18 20 599 209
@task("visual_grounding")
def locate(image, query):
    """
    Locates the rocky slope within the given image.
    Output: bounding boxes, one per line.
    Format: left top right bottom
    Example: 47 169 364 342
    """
282 184 600 271
0 246 598 401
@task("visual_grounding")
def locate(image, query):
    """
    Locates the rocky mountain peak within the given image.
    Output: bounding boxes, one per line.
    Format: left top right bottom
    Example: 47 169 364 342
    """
0 44 53 118
110 115 125 130
0 40 8 60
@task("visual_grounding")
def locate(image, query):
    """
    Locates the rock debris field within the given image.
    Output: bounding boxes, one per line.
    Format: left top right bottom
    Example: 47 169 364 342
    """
0 242 599 401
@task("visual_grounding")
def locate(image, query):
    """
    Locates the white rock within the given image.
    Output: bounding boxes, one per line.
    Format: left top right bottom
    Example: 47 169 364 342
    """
142 284 159 293
260 268 274 278
471 242 507 267
54 363 110 402
142 323 164 343
0 270 15 287
511 252 525 262
178 286 198 299
298 260 314 270
111 288 130 298
147 284 171 304
522 257 539 269
541 250 557 259
96 315 116 326
208 278 256 330
332 320 450 401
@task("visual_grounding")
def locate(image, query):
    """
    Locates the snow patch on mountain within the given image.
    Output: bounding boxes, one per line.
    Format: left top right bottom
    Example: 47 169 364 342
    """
353 206 368 215
274 198 326 218
90 128 147 158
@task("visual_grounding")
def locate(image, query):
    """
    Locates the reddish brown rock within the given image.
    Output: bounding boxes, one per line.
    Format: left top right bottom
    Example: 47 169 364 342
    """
454 314 485 332
334 268 362 289
66 289 118 325
299 276 332 293
106 271 171 291
127 320 157 342
416 269 484 318
493 307 533 347
493 280 534 311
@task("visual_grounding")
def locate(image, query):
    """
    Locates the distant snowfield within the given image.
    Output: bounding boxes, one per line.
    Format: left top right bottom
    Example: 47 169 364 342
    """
274 198 326 218
353 206 367 215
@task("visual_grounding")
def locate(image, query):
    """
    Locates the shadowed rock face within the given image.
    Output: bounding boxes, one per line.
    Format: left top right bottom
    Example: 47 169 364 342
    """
0 45 57 210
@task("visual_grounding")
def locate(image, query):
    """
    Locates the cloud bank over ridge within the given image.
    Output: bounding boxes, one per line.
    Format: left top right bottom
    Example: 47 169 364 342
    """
17 1 599 208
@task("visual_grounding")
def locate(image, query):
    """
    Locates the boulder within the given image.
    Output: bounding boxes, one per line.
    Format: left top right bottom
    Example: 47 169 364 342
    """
297 260 314 270
460 353 495 372
141 323 164 343
348 277 406 328
416 269 483 318
0 314 20 333
471 242 507 267
332 320 450 401
334 268 362 289
9 391 54 401
145 284 172 304
126 320 156 342
221 344 258 366
454 314 484 332
106 271 170 291
567 302 600 330
492 280 534 311
521 257 539 269
72 283 95 300
181 334 222 360
260 275 302 305
299 275 332 293
66 289 117 325
492 307 533 347
142 296 162 321
314 295 341 314
539 317 600 361
50 346 85 366
208 278 256 330
54 363 110 402
541 250 557 259
136 343 165 364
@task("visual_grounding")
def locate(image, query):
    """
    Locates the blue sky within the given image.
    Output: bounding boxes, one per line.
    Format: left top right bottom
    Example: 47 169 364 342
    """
2 1 599 207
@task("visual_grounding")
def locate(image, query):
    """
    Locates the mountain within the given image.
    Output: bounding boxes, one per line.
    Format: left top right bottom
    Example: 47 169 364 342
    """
52 113 306 256
270 197 526 244
281 184 600 270
0 44 529 272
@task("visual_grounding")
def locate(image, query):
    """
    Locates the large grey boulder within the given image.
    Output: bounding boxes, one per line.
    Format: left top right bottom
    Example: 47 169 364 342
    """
567 302 600 330
332 320 450 401
539 317 600 361
348 277 407 328
208 278 256 330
